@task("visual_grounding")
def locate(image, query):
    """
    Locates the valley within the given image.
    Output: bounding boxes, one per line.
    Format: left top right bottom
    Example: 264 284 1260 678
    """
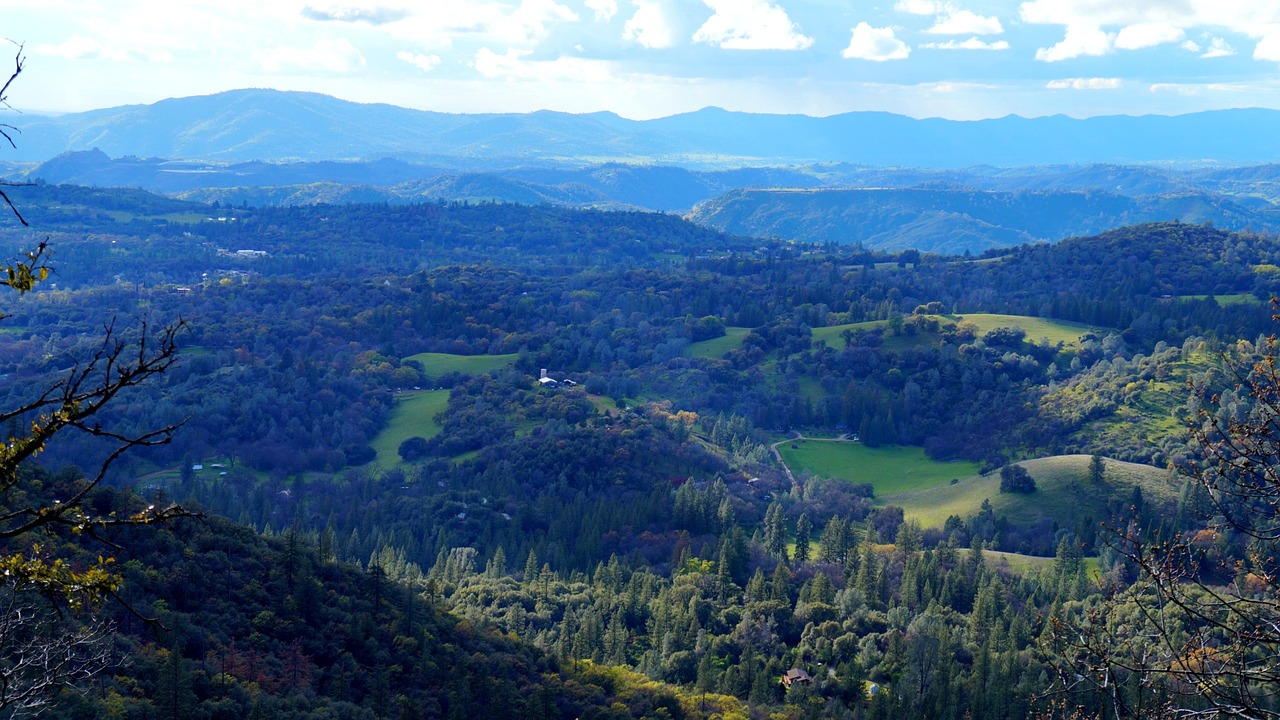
4 88 1280 720
2 176 1275 717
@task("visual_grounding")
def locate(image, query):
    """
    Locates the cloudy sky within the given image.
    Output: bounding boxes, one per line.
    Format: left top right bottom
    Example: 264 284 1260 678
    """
6 0 1280 120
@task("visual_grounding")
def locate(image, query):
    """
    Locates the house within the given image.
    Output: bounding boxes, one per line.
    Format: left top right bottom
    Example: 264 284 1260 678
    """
538 369 558 387
782 668 812 689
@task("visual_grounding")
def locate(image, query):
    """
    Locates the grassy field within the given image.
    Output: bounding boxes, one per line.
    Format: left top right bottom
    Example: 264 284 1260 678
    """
777 441 980 495
811 321 935 352
403 352 518 377
104 210 208 224
1180 294 1262 306
687 327 750 358
884 454 1176 528
775 441 1177 532
369 389 450 467
812 313 1101 352
811 321 885 349
949 313 1099 347
978 552 1101 577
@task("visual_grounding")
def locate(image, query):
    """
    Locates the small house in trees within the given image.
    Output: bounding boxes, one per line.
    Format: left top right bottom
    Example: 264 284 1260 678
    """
538 369 558 387
782 668 812 689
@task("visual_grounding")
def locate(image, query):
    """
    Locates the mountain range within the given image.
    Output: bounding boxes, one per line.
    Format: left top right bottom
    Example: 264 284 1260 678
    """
13 88 1280 167
13 89 1280 254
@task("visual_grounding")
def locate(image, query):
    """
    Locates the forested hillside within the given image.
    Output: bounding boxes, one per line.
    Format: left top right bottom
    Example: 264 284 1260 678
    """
6 186 1280 718
687 186 1278 253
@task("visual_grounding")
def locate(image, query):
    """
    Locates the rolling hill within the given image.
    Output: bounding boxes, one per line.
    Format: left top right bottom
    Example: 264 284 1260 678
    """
685 186 1279 253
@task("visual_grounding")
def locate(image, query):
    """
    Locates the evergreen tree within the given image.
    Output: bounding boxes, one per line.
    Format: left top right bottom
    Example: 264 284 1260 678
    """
793 513 812 565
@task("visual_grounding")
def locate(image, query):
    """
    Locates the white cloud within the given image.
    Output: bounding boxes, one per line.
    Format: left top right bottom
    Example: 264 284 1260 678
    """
895 0 943 15
1150 81 1250 95
507 0 580 44
36 35 173 62
693 0 814 51
258 37 367 73
1256 34 1280 61
585 0 617 21
1034 24 1112 62
1019 1 1280 62
302 4 409 25
473 47 613 81
1047 77 1122 90
376 0 578 50
474 47 534 77
1114 23 1183 50
923 37 1009 50
1180 39 1201 53
842 22 911 61
623 1 677 49
1200 37 1236 58
397 51 441 71
927 10 1002 35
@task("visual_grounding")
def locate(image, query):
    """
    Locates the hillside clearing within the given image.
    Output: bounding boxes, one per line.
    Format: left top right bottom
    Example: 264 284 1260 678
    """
688 327 750 358
404 352 518 377
885 454 1178 529
777 441 979 495
369 389 450 467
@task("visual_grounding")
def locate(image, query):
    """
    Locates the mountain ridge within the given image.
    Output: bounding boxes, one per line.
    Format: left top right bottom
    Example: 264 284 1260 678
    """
12 89 1280 166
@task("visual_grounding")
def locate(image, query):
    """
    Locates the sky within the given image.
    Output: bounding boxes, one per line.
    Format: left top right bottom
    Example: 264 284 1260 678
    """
5 0 1280 120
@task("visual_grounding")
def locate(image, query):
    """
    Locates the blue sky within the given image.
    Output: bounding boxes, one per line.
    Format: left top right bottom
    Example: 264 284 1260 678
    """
6 0 1280 119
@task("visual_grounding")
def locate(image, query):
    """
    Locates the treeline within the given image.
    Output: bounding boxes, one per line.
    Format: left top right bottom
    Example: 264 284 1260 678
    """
7 463 742 720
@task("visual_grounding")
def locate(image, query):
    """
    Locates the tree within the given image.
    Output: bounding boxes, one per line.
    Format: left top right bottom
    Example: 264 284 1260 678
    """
793 513 811 565
1089 454 1106 485
1050 327 1280 718
0 50 190 715
999 464 1035 494
398 436 430 461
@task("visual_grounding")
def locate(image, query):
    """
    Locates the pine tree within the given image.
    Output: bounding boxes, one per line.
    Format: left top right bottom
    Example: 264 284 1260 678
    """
154 645 196 720
523 549 539 585
793 513 812 565
487 546 507 579
763 501 788 560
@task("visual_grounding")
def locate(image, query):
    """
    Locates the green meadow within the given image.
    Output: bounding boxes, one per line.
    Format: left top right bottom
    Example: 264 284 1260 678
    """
776 442 1176 533
953 313 1099 346
812 313 1101 352
104 210 209 224
1180 293 1261 306
369 389 450 467
403 352 518 377
884 454 1176 528
777 441 979 495
687 327 750 358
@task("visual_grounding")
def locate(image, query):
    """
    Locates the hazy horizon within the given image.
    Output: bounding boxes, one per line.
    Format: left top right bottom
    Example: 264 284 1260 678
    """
7 1 1280 121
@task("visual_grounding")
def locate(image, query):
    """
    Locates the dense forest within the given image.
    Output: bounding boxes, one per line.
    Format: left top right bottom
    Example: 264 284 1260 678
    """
4 185 1280 718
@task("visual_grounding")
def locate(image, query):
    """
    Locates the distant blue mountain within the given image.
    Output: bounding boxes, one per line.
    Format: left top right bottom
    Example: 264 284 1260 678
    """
11 89 1280 166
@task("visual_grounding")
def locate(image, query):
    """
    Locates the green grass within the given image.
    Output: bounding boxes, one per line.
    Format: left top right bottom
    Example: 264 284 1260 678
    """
979 553 1100 576
777 441 980 496
104 210 208 224
811 313 1101 352
1180 294 1261 306
403 352 518 377
811 321 885 349
884 454 1176 528
369 389 450 467
687 327 750 358
951 313 1100 347
984 550 1055 573
811 321 936 352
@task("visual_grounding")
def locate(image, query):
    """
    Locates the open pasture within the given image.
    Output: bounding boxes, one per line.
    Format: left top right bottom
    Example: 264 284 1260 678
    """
687 327 750 358
778 441 979 495
369 389 450 467
404 352 518 377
